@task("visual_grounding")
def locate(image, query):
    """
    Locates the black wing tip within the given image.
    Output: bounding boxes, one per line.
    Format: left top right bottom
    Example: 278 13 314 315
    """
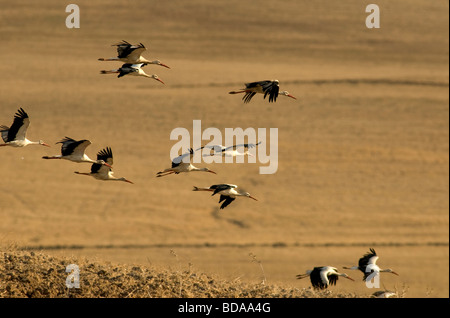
97 146 113 159
15 107 29 119
57 136 76 144
113 40 131 46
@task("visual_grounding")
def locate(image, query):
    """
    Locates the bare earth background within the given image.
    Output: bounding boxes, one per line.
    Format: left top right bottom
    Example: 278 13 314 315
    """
0 0 448 298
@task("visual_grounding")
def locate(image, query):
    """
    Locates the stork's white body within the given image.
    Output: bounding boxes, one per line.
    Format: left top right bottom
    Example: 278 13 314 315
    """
100 63 165 84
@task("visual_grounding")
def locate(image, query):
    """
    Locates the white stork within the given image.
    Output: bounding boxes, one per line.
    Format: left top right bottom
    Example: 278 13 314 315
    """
100 63 165 84
42 137 112 167
98 40 170 69
371 290 398 298
193 184 257 209
343 248 399 281
229 80 296 103
296 266 354 290
0 108 50 148
197 141 261 158
74 147 133 184
156 148 216 177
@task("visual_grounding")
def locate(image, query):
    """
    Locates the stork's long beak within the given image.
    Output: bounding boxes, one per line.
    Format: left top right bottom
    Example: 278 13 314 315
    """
391 271 399 276
288 94 297 100
104 163 113 168
249 195 258 201
208 170 217 174
345 276 355 281
159 63 171 69
155 77 165 85
125 179 134 184
42 142 51 147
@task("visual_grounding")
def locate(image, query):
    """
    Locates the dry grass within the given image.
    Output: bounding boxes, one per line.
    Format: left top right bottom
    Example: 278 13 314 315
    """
1 247 368 298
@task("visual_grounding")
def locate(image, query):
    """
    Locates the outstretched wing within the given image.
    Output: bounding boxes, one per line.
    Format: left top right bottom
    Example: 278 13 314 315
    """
224 141 261 151
327 274 338 287
262 81 279 103
212 184 237 196
359 248 378 267
0 125 10 142
92 147 113 174
58 137 91 156
245 80 271 90
358 248 379 279
219 195 235 209
114 41 146 60
4 108 30 142
242 92 256 103
197 144 226 154
310 267 326 290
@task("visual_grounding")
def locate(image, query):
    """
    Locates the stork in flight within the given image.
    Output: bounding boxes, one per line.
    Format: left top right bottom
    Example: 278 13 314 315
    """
197 141 261 158
193 184 257 209
100 63 165 84
156 148 216 177
75 147 133 184
0 108 50 148
229 80 296 103
296 266 354 290
343 248 399 281
98 40 171 69
42 137 112 168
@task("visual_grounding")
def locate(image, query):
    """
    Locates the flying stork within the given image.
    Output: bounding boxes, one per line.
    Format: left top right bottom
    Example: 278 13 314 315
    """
0 108 50 148
229 80 296 103
98 40 171 69
193 184 257 209
74 147 133 184
343 248 399 281
197 141 261 158
296 266 354 290
42 137 112 167
100 63 165 84
156 148 216 177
